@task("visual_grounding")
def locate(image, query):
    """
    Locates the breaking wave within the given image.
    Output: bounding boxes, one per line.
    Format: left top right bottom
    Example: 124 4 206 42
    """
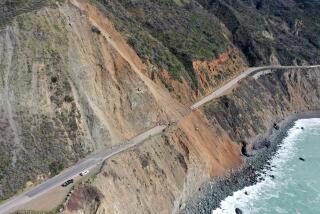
212 118 320 214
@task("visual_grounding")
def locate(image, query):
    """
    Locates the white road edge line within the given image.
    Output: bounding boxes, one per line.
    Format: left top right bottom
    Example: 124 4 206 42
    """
0 65 319 214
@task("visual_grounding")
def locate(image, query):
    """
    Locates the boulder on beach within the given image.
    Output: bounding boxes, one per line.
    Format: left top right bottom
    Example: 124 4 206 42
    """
273 123 280 130
235 208 243 214
240 141 250 157
253 140 271 150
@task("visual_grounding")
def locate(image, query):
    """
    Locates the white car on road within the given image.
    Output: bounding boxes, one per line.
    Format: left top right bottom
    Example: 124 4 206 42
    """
80 170 89 176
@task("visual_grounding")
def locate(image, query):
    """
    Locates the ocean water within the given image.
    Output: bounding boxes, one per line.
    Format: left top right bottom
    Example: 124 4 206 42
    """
212 118 320 214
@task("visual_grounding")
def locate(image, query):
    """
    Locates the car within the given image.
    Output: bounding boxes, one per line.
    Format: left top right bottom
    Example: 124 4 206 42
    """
61 179 74 187
80 169 89 176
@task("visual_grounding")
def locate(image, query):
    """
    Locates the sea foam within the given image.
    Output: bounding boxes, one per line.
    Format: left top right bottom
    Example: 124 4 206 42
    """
212 119 320 214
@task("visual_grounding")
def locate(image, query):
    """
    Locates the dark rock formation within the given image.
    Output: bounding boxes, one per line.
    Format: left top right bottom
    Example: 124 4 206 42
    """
240 141 250 157
197 0 320 66
235 207 243 214
253 140 271 150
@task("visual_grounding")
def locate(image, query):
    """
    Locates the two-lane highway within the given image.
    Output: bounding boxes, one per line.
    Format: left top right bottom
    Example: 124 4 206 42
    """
1 64 319 214
191 65 320 109
0 125 166 214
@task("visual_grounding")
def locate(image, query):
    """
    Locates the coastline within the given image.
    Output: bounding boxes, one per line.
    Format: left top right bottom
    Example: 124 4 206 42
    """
182 110 320 214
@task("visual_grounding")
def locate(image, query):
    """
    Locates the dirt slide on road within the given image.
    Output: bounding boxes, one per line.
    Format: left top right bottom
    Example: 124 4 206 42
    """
70 0 188 121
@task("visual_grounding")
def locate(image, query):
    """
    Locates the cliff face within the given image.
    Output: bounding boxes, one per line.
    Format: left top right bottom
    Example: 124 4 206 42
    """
0 0 185 200
88 0 320 101
204 68 320 144
197 0 320 66
65 110 242 214
182 67 320 213
0 0 244 201
65 67 320 214
85 0 251 103
0 0 319 212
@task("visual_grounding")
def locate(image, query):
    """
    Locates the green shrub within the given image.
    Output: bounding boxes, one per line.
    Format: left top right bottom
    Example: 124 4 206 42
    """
49 161 64 176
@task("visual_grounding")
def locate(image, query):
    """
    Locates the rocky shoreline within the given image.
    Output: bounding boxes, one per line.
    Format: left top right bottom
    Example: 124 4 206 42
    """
182 111 320 214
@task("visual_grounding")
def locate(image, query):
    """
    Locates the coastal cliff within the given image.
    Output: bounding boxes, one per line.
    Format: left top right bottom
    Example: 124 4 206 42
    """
0 0 319 213
0 0 185 201
65 67 320 214
205 67 320 145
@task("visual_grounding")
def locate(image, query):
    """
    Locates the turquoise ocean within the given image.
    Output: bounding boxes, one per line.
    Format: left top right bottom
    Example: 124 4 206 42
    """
212 118 320 214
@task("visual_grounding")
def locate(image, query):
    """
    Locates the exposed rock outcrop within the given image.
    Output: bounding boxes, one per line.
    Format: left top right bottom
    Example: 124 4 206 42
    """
0 0 185 200
0 0 320 213
204 68 320 144
66 111 242 214
66 68 320 214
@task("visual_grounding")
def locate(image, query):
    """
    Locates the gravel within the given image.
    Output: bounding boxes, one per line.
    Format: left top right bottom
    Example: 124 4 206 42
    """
182 111 320 214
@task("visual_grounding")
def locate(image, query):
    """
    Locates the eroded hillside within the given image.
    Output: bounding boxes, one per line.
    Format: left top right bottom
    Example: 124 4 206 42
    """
65 110 243 214
0 0 319 213
0 0 186 200
86 0 249 103
197 0 320 66
183 67 320 213
65 67 320 214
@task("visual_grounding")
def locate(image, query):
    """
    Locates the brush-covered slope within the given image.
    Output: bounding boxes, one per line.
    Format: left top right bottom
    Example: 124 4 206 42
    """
197 0 320 66
89 0 248 102
65 67 320 214
184 67 320 213
0 0 319 212
0 0 185 201
65 110 242 214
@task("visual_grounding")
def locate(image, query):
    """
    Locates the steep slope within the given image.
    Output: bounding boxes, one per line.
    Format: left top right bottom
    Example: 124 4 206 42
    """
65 67 320 214
65 110 242 214
89 0 249 103
197 0 320 66
205 67 320 144
87 0 320 102
0 0 320 212
184 67 320 213
0 0 185 201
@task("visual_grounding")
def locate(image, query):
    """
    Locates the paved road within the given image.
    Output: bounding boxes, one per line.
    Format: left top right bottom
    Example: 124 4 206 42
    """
1 64 319 214
191 65 320 109
0 125 166 214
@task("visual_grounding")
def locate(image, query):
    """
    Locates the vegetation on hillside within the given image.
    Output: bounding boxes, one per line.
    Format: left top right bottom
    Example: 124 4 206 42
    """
91 0 231 89
197 0 320 65
0 0 62 29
